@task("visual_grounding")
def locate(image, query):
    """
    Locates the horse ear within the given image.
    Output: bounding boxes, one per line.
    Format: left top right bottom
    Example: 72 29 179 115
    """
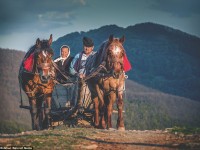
48 34 53 45
119 35 125 44
109 35 114 43
36 38 41 47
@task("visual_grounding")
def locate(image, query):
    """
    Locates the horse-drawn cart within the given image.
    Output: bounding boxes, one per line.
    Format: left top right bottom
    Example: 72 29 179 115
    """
19 34 130 131
50 77 95 128
19 75 95 129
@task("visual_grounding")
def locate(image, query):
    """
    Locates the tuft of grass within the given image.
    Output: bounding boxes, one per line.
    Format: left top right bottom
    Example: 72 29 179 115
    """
170 126 200 135
0 120 30 134
3 128 94 150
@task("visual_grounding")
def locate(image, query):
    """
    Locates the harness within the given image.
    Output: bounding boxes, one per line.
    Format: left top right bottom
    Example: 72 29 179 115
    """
19 53 54 107
19 40 129 109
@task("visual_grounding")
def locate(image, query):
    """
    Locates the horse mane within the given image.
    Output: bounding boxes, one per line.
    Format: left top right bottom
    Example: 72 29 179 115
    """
95 41 108 66
24 39 53 59
35 40 54 55
85 41 108 75
85 37 125 75
23 45 36 60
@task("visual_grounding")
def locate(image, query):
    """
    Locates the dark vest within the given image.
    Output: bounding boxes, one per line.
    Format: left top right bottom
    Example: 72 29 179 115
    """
55 56 74 81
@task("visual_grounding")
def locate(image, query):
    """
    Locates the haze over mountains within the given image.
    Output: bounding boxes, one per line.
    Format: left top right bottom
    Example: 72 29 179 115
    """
0 22 200 132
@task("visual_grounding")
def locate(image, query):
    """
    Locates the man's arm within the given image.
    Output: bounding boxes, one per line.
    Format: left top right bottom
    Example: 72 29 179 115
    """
69 53 80 75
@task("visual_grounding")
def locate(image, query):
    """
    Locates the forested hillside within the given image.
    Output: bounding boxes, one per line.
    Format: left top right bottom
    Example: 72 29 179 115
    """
0 48 31 133
123 80 200 130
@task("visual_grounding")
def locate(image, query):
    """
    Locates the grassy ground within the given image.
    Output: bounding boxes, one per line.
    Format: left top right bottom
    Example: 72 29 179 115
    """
0 126 200 150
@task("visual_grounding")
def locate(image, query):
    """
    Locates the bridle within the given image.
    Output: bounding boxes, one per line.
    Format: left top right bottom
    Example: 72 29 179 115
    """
36 50 53 83
106 42 124 78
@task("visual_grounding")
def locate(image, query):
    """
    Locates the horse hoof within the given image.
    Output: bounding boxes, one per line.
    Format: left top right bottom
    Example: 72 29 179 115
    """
101 123 106 129
117 127 125 131
108 128 116 131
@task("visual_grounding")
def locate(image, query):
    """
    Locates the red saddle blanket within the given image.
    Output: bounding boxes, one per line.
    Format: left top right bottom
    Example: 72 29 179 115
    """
23 53 34 72
123 54 132 72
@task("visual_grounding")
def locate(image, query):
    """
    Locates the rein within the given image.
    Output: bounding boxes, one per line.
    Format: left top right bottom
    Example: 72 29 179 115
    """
83 61 108 82
51 60 72 82
52 60 108 84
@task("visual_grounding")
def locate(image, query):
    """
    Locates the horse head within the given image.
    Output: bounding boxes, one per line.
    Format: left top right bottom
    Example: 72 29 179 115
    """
35 34 54 83
105 35 125 78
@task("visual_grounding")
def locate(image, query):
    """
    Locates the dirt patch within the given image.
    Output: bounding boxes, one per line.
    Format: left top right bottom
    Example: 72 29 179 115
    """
0 127 200 150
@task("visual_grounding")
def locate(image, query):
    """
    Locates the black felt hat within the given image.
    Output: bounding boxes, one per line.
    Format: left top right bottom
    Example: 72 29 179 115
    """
83 37 94 47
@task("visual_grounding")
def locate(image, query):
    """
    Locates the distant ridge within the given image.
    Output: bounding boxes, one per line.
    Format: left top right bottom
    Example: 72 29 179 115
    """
52 22 200 101
127 22 193 36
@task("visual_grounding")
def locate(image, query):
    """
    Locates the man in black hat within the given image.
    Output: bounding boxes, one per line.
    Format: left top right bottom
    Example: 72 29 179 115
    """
70 36 96 108
70 36 95 78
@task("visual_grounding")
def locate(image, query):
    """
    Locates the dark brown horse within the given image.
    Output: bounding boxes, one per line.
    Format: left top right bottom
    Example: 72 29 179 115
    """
88 35 126 130
19 35 54 130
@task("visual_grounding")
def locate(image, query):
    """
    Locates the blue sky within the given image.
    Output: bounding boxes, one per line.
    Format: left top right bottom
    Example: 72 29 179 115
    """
0 0 200 51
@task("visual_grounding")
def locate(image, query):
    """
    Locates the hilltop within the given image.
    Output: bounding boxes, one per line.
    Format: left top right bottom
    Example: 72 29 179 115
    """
52 22 200 101
0 127 200 150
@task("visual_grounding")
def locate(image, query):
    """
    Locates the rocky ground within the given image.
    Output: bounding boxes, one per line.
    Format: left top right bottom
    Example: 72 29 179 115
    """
0 127 200 150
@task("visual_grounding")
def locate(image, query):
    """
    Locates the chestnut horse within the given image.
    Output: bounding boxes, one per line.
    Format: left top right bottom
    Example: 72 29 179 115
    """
19 35 54 130
87 35 126 130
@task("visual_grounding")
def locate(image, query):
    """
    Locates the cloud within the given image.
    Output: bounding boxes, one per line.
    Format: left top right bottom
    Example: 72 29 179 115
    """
37 11 75 29
0 0 87 34
75 0 86 5
38 11 75 22
150 0 200 17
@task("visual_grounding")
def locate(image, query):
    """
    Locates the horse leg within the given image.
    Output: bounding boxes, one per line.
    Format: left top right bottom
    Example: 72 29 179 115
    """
43 96 51 129
93 97 99 128
107 92 116 129
99 97 106 129
29 98 40 130
88 80 99 127
36 98 43 130
116 93 125 131
25 84 39 130
96 84 106 129
99 106 106 129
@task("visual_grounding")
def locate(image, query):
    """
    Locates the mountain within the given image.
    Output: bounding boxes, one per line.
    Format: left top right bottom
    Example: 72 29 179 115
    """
52 22 200 101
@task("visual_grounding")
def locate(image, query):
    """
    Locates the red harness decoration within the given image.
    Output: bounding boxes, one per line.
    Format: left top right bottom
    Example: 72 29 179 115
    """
23 53 34 72
123 54 132 72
